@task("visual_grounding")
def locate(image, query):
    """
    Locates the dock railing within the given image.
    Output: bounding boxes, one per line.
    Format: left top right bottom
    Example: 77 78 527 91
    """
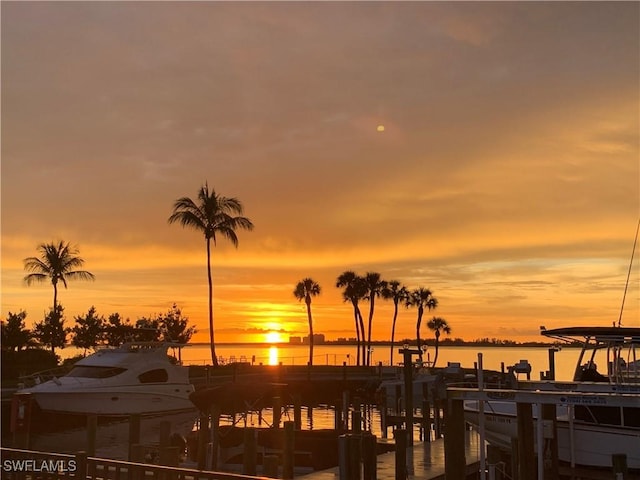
0 447 270 480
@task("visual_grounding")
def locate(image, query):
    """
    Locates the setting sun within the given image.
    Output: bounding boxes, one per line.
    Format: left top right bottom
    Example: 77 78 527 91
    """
265 331 284 343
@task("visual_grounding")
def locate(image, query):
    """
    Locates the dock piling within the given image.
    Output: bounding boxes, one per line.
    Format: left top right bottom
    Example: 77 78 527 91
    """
393 428 407 480
283 421 295 479
243 427 257 476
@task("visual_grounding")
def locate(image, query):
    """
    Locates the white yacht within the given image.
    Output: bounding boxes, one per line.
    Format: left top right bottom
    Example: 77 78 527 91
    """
18 342 195 416
464 326 640 470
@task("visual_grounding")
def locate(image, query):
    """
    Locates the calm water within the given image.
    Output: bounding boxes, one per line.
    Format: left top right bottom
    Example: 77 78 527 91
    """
181 343 579 381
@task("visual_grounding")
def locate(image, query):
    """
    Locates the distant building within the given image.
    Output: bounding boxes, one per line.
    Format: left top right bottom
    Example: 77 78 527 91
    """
289 336 302 344
302 333 325 344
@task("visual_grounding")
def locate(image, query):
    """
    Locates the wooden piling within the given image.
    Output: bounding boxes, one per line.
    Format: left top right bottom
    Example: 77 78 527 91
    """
283 421 295 479
443 398 466 479
393 429 407 480
74 451 87 479
516 403 535 480
243 427 257 476
263 454 279 478
86 414 97 457
293 394 302 430
352 409 362 433
197 411 210 470
210 404 221 470
362 432 377 480
339 434 361 480
273 396 281 429
542 403 559 479
128 414 141 462
335 401 343 431
403 349 414 446
612 454 628 477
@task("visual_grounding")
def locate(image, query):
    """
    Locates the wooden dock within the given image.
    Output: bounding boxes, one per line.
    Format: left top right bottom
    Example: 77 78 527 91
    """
297 431 481 480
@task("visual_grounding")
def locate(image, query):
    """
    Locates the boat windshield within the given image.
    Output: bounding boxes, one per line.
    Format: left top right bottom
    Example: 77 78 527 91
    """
66 366 127 378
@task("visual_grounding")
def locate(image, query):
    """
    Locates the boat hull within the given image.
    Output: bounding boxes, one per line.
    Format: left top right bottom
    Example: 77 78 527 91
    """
28 386 195 416
464 402 640 470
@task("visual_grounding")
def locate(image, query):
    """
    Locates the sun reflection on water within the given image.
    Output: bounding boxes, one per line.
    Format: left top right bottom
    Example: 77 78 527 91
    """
268 346 279 365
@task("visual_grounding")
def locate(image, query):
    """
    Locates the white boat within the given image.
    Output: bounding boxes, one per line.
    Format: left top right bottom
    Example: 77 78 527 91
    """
464 326 640 470
18 342 195 417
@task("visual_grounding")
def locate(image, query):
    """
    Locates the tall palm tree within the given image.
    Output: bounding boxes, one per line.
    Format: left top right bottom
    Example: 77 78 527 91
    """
168 183 254 366
23 241 95 312
426 317 451 368
293 278 321 366
406 287 438 363
336 271 366 366
381 280 409 366
363 272 386 366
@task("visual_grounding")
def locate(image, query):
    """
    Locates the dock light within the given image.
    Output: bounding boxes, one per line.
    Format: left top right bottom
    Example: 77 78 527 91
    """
403 343 409 350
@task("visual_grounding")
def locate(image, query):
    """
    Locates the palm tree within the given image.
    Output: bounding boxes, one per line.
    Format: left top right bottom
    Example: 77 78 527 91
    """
23 241 95 312
426 317 451 368
381 280 409 366
363 272 386 366
293 278 321 366
406 287 438 363
336 271 366 366
168 183 254 366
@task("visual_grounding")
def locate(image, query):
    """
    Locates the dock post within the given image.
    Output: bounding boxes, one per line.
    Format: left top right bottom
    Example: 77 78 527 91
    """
283 421 295 479
612 454 628 478
547 348 556 381
393 429 407 480
380 394 388 439
339 434 361 480
422 383 430 442
197 411 210 470
443 398 466 480
294 394 302 430
352 409 362 433
516 403 535 480
362 432 377 480
243 427 257 476
86 414 98 457
74 451 87 479
342 390 350 430
402 348 414 446
335 400 343 431
128 414 141 462
542 404 559 479
487 444 502 480
263 454 279 478
273 396 281 428
210 404 221 470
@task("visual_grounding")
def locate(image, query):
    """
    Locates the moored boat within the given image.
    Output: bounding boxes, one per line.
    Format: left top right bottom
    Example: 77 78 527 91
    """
464 326 640 470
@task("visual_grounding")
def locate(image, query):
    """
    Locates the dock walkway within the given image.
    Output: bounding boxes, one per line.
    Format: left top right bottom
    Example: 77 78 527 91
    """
298 431 481 480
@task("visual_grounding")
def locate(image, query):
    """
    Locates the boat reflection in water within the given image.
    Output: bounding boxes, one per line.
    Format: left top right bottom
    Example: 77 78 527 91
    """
27 409 198 460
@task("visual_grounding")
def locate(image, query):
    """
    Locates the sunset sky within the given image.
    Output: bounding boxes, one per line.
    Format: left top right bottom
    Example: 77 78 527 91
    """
2 2 638 345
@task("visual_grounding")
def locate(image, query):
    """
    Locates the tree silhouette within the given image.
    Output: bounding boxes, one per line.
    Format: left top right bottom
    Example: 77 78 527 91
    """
71 306 106 355
104 313 135 347
336 271 366 365
381 280 409 366
33 305 68 356
1 311 33 352
406 288 438 363
293 278 321 366
23 241 95 312
363 272 386 366
168 183 254 366
426 316 451 367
